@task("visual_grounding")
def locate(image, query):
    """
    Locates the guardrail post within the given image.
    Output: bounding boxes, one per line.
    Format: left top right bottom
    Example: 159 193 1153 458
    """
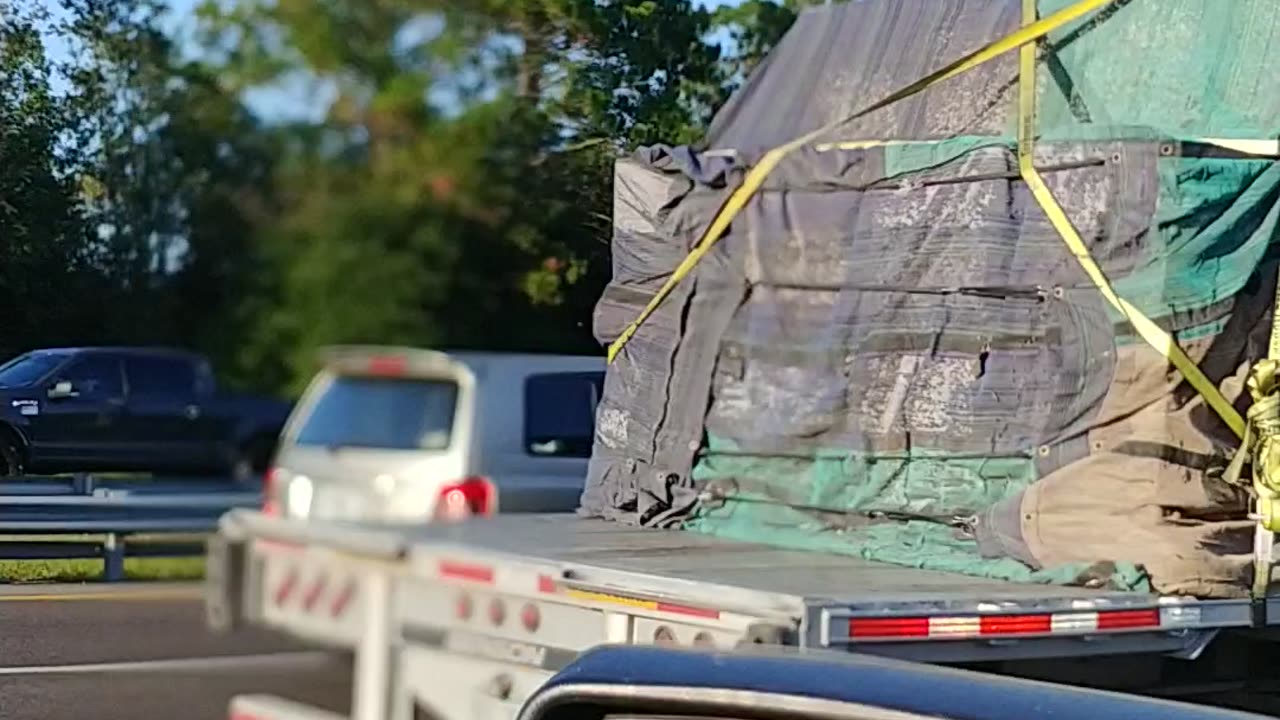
103 533 125 582
72 473 95 495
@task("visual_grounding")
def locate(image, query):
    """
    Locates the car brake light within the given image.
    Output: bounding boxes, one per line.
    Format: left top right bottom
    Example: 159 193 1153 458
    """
366 355 407 376
263 467 282 516
435 477 496 521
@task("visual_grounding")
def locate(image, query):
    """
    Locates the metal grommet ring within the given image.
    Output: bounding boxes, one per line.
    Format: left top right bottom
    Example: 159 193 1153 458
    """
1159 143 1176 157
1037 445 1052 458
1052 286 1065 300
1109 152 1123 164
699 478 737 509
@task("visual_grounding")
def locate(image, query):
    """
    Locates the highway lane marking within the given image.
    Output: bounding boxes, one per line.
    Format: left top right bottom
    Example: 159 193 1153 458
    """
0 587 202 602
0 651 335 675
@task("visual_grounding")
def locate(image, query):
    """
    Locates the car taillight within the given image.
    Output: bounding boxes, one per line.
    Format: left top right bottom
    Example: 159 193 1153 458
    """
366 355 407 376
434 477 496 522
262 467 282 516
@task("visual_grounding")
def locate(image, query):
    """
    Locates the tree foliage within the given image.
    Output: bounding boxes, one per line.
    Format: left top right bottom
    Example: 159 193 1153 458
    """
0 0 814 392
0 2 96 351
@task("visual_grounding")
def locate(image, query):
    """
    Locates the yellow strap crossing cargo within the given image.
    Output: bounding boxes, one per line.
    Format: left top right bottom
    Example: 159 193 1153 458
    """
584 0 1280 598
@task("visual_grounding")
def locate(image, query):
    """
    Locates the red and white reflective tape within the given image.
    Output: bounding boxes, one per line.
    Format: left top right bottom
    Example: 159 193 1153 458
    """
302 574 328 612
330 579 357 617
270 566 359 620
254 537 304 554
435 556 723 620
436 557 560 597
847 604 1201 641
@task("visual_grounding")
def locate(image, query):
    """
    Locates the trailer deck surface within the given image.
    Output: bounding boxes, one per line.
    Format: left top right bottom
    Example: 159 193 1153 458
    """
407 514 1142 615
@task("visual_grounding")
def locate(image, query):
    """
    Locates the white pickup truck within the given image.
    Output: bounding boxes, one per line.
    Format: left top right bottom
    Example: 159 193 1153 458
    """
207 509 1280 720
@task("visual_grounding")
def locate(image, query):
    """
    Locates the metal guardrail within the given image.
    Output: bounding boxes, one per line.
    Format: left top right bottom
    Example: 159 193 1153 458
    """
0 473 261 581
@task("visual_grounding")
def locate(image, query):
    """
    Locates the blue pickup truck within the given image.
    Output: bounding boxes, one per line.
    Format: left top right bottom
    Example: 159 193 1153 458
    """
517 645 1270 720
0 347 291 479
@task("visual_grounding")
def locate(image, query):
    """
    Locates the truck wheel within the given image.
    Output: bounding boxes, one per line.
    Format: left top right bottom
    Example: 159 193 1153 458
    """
0 433 23 477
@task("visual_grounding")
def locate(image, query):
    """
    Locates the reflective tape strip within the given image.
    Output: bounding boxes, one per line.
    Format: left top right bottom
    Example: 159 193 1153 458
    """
254 538 304 554
302 575 328 611
435 557 560 596
272 568 299 607
564 588 722 620
537 574 558 594
437 560 495 584
329 580 356 618
847 607 1181 641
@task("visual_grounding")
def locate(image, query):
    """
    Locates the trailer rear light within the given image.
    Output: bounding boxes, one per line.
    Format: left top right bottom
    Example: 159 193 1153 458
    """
435 477 496 522
488 598 507 626
848 608 1166 641
456 593 474 620
520 603 541 632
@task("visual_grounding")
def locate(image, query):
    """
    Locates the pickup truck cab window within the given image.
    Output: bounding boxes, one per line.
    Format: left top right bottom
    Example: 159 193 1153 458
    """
124 355 197 396
524 371 604 458
57 354 124 398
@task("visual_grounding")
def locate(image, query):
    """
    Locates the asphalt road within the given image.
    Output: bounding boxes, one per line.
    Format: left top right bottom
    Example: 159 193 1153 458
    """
0 583 352 720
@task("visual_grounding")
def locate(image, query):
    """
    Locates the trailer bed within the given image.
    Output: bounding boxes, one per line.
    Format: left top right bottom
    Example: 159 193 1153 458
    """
406 514 1149 614
221 510 1280 663
230 511 1278 618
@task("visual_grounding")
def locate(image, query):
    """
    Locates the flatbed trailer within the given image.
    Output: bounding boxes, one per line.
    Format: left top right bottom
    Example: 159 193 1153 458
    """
209 510 1280 720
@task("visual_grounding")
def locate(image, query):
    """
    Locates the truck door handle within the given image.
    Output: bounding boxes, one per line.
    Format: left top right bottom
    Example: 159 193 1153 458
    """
184 404 201 420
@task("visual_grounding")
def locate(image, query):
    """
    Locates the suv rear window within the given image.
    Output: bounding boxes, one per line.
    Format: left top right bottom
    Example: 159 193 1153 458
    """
295 376 459 451
524 371 604 458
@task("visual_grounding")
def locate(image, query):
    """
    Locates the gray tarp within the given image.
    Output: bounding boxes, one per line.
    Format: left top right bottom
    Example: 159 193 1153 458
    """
579 0 1280 598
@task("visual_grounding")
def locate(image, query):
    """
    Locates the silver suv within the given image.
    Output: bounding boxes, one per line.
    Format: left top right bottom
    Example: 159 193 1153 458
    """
266 346 604 524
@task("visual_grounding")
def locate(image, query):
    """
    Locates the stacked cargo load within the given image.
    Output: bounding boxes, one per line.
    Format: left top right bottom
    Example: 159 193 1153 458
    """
579 0 1280 599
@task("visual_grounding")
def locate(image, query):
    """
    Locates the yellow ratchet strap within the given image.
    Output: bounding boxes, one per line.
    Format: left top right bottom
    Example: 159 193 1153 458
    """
606 0 1120 364
1223 272 1280 594
1014 0 1244 439
1014 1 1270 594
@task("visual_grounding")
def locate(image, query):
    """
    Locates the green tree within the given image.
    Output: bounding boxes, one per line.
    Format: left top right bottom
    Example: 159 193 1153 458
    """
55 0 275 383
712 0 821 83
0 1 103 352
195 0 732 390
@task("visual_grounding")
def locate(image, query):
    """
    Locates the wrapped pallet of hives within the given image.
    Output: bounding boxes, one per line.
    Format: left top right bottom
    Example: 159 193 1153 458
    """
579 0 1280 599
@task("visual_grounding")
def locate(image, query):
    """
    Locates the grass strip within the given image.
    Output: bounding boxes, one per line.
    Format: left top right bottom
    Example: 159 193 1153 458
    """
0 556 205 583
